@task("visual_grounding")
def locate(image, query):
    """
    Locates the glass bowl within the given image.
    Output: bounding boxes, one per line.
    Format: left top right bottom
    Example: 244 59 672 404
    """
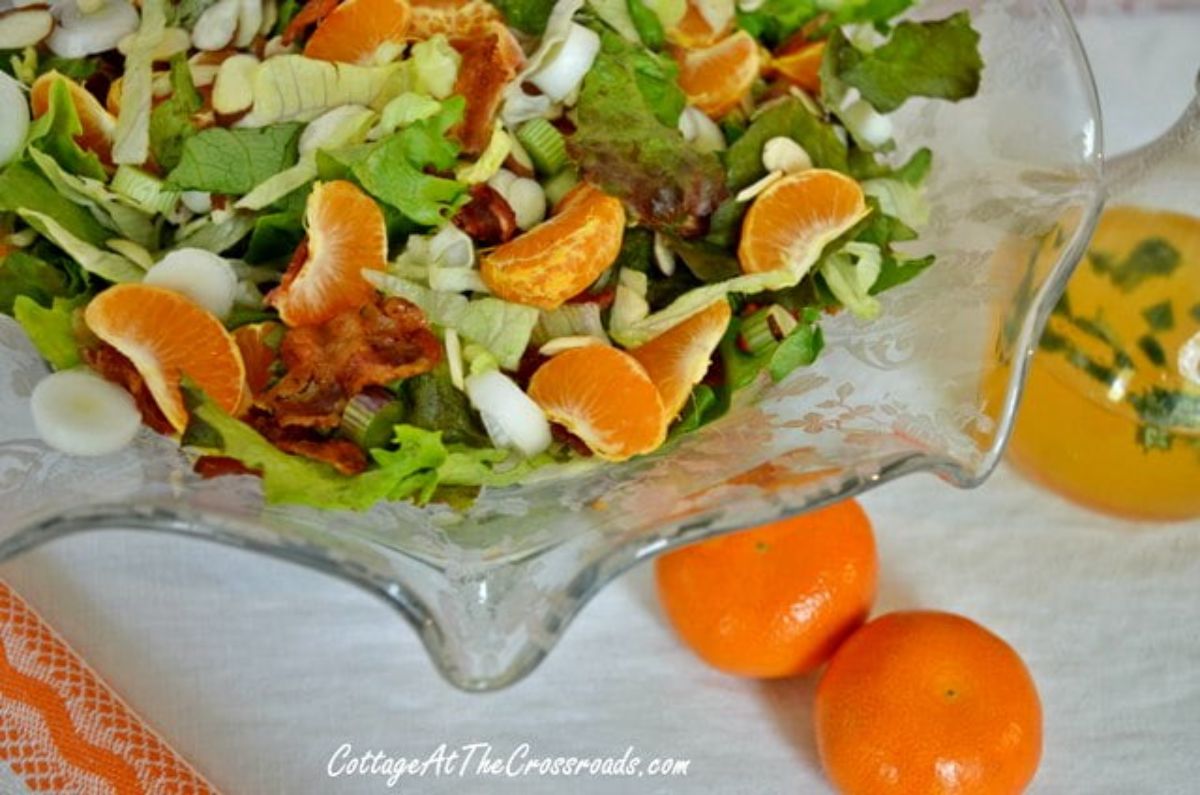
0 0 1104 690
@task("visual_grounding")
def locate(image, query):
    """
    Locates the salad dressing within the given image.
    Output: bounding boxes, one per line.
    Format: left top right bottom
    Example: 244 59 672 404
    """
1005 206 1200 520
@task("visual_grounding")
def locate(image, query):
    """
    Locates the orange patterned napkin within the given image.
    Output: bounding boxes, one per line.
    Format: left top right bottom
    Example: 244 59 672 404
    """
0 581 219 795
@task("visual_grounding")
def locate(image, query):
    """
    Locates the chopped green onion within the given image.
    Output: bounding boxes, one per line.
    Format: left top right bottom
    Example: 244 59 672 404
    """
111 165 179 215
738 305 797 355
542 168 580 207
341 388 409 450
516 118 569 176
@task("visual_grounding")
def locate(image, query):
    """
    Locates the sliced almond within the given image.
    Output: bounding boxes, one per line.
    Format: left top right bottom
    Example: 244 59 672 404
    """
0 7 54 50
235 0 262 48
762 136 812 175
192 0 240 51
539 336 608 356
212 53 259 115
118 25 190 60
735 170 784 203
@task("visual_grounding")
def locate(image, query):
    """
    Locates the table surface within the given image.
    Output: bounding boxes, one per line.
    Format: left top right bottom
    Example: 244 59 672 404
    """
5 10 1200 795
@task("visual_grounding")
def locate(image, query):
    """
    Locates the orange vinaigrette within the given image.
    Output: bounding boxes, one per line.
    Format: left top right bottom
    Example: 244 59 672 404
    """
1006 206 1200 520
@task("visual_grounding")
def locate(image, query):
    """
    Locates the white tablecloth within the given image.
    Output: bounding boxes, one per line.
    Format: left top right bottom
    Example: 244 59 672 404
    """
4 11 1199 795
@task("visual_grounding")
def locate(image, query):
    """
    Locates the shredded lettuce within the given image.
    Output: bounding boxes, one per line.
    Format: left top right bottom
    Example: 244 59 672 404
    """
17 210 144 284
174 212 257 253
237 55 406 127
587 0 640 41
820 241 882 320
184 386 450 511
377 93 443 136
455 122 512 184
408 35 461 100
27 149 157 249
237 106 375 211
502 0 587 124
167 124 304 195
0 162 111 247
862 177 928 230
11 295 84 370
149 54 203 171
112 0 168 165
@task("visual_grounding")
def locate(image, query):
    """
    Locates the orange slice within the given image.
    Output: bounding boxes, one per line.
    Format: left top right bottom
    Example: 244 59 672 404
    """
738 169 869 275
629 300 732 420
528 345 668 461
667 1 731 48
480 184 625 310
771 40 825 93
304 0 412 64
30 71 117 163
266 181 388 327
84 284 247 433
676 31 761 118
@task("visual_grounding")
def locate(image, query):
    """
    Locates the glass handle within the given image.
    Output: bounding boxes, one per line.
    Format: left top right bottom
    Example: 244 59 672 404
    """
1103 69 1200 213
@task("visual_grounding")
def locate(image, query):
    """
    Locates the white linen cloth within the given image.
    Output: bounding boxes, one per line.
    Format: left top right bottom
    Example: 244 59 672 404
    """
2 10 1198 795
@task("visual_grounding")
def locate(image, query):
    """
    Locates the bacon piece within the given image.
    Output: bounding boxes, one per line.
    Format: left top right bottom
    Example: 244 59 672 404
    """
450 22 524 153
282 0 341 45
194 456 261 479
258 296 441 429
82 344 175 435
453 183 519 244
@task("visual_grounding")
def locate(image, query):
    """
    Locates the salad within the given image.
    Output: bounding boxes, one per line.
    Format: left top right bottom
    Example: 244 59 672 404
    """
0 0 983 511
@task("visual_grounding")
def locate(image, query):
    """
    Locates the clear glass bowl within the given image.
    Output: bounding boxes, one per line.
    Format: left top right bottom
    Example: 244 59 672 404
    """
0 0 1105 690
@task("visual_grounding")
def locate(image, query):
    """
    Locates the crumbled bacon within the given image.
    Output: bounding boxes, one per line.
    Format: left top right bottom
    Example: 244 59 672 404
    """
281 0 340 45
194 456 260 479
82 344 174 435
257 296 441 429
245 411 370 475
453 183 519 244
449 22 525 153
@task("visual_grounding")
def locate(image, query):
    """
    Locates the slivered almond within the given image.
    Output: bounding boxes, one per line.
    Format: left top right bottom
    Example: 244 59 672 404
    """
211 53 259 115
0 6 54 49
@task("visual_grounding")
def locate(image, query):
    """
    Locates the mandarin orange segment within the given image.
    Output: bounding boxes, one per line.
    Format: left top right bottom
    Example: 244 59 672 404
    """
771 40 825 93
409 0 503 40
528 345 668 461
675 31 761 118
656 500 877 678
480 184 625 310
266 181 388 327
738 169 869 275
667 1 731 48
30 72 117 163
304 0 412 64
815 611 1043 795
84 284 247 433
629 299 731 420
233 322 282 396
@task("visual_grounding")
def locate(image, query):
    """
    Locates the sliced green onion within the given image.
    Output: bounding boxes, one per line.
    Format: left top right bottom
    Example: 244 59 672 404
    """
738 305 797 355
111 165 179 215
341 388 409 450
516 118 569 176
542 168 580 207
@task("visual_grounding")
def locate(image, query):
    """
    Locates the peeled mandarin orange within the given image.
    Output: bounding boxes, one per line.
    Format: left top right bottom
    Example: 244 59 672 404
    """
676 31 761 118
233 322 282 396
738 169 869 275
655 500 877 678
815 611 1043 795
629 299 731 420
527 345 668 461
84 284 247 433
30 72 117 163
771 40 825 93
266 181 388 327
304 0 412 65
409 0 503 40
667 1 731 48
480 184 625 310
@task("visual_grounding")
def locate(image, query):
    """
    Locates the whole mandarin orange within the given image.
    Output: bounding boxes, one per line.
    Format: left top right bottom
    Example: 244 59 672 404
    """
654 500 877 678
815 610 1042 795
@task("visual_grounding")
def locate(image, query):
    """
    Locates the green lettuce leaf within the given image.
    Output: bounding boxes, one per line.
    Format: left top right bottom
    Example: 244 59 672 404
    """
820 241 882 319
823 12 983 113
439 446 554 487
184 386 450 511
18 210 144 284
320 99 467 226
38 57 98 83
27 148 157 249
150 55 203 171
167 124 304 195
402 369 490 447
112 0 167 165
568 30 725 234
736 0 819 47
25 76 107 180
0 251 74 316
724 97 849 191
0 162 111 247
12 295 85 370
